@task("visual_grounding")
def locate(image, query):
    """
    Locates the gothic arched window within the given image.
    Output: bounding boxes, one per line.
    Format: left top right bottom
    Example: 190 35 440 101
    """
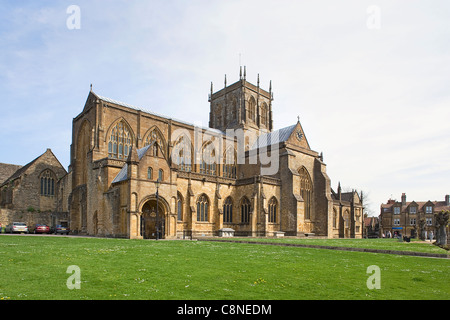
241 197 251 224
40 170 55 196
197 194 209 222
144 127 166 158
200 142 217 176
177 192 183 221
268 197 277 223
172 134 192 172
261 103 268 127
248 97 256 122
222 147 236 179
108 120 132 159
223 197 233 223
299 167 312 220
333 208 338 228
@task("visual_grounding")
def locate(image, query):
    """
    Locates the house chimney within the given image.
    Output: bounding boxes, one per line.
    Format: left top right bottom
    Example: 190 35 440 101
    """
445 194 449 206
401 193 406 206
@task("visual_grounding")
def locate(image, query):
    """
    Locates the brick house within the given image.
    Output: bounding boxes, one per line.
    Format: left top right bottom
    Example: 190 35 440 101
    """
379 193 450 238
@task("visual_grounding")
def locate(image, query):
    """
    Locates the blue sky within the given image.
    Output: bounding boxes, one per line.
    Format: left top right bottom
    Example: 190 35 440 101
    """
1 0 450 215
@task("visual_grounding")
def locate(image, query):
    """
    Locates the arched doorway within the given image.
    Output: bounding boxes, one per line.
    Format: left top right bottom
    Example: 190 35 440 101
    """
141 199 166 239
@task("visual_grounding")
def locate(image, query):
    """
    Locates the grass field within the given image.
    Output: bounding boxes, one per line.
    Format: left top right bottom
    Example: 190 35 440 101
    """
0 235 449 300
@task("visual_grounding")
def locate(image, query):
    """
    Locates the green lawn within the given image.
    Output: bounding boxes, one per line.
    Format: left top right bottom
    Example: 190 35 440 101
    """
0 235 449 300
226 237 449 255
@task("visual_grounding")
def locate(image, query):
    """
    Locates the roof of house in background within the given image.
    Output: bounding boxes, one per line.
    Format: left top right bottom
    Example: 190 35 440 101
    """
0 163 23 185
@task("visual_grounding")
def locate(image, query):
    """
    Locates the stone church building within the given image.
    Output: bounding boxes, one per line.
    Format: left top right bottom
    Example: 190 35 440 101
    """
1 70 363 239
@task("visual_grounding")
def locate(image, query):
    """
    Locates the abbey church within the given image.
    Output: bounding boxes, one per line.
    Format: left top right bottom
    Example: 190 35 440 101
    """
0 70 363 239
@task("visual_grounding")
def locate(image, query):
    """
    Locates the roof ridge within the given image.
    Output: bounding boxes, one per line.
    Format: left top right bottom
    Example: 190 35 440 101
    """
95 93 224 135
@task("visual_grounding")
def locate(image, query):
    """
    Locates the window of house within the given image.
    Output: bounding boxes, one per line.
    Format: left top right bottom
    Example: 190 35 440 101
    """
173 135 192 172
177 193 183 221
241 197 251 224
409 206 417 214
299 167 312 220
425 206 432 214
147 167 153 180
393 218 400 226
393 207 400 214
268 197 277 223
260 103 268 127
108 121 132 159
200 142 216 176
40 170 55 196
410 218 416 225
426 218 433 226
222 147 236 179
197 194 209 222
223 197 233 223
144 127 165 158
248 97 256 122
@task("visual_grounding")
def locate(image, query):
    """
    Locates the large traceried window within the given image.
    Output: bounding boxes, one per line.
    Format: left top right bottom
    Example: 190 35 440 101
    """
223 197 233 223
299 167 312 220
222 147 236 179
241 197 251 224
200 142 217 176
172 134 192 172
197 194 209 222
268 197 277 223
108 121 132 159
144 127 166 158
40 170 55 196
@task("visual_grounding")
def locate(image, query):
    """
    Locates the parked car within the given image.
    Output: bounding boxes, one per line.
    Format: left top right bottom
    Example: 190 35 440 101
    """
6 222 28 234
53 225 70 235
30 224 50 234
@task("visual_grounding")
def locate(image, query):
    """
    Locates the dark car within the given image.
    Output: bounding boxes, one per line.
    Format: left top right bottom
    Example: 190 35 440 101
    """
53 225 70 235
31 224 50 234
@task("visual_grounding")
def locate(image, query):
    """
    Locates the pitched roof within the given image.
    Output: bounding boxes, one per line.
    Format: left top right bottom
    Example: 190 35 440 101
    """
250 124 296 150
0 155 41 187
93 92 224 135
381 200 450 213
0 163 23 185
0 149 66 188
111 144 153 184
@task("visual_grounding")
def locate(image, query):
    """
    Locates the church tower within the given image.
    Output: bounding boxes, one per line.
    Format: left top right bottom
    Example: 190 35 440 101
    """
208 67 273 139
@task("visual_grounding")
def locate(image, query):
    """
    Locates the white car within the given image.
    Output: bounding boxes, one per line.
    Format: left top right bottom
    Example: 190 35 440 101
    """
6 222 28 234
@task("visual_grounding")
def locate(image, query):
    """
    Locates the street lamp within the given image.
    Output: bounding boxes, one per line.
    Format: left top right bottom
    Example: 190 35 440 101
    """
155 178 160 240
